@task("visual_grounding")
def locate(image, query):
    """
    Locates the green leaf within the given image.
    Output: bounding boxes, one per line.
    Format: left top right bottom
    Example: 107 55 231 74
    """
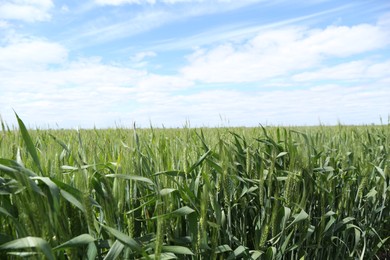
159 188 177 196
60 190 85 212
105 174 154 185
147 252 177 259
172 206 195 216
265 246 276 260
325 210 336 217
48 133 71 153
61 165 79 170
373 236 390 255
0 164 18 175
206 158 223 174
323 216 336 235
6 252 38 257
103 240 125 260
276 152 288 159
0 159 37 177
0 162 44 196
0 236 54 260
334 217 355 232
281 206 291 231
233 245 247 258
215 244 232 253
251 250 263 259
31 176 60 211
151 206 196 220
0 208 25 236
14 112 43 174
288 209 308 227
365 187 377 198
126 197 156 215
100 224 140 251
374 166 386 180
187 149 211 174
0 207 13 218
162 245 194 255
52 179 85 211
54 234 95 250
240 186 258 198
280 230 294 253
16 147 24 167
153 170 185 177
87 242 98 260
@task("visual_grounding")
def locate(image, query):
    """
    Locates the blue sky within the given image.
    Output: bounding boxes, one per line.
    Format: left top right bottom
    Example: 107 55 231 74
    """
0 0 389 128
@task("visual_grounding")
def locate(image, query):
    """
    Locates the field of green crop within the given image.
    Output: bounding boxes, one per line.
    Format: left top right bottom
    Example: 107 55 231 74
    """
0 114 389 259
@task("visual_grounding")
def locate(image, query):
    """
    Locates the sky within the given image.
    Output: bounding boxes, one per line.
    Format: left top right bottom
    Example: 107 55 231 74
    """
0 0 389 128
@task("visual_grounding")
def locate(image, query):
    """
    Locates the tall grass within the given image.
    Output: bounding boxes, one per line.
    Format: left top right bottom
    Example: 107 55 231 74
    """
0 115 389 259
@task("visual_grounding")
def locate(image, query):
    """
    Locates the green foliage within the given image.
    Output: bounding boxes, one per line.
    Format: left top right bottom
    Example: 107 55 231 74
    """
0 116 389 259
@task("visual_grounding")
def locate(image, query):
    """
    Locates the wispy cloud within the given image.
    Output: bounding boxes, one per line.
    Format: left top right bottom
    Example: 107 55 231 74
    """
149 4 353 51
130 51 156 62
63 9 172 48
180 19 390 83
64 0 265 48
129 51 157 68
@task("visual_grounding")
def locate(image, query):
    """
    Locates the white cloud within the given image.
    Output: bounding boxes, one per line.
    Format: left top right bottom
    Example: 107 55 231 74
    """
181 27 317 83
181 22 390 83
136 74 193 92
0 61 193 127
0 0 54 22
3 81 389 128
301 24 389 57
131 51 156 62
117 83 390 127
1 34 388 128
0 20 10 28
0 37 68 70
60 5 69 13
292 60 390 82
0 36 193 128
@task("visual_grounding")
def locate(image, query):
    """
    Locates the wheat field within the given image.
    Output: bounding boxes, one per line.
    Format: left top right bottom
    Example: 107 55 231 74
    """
0 114 389 259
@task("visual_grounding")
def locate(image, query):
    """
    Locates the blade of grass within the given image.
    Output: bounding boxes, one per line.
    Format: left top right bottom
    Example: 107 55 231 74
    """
0 236 54 260
14 112 43 174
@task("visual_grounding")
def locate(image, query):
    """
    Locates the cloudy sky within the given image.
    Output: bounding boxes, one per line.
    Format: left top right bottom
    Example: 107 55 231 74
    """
0 0 389 128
